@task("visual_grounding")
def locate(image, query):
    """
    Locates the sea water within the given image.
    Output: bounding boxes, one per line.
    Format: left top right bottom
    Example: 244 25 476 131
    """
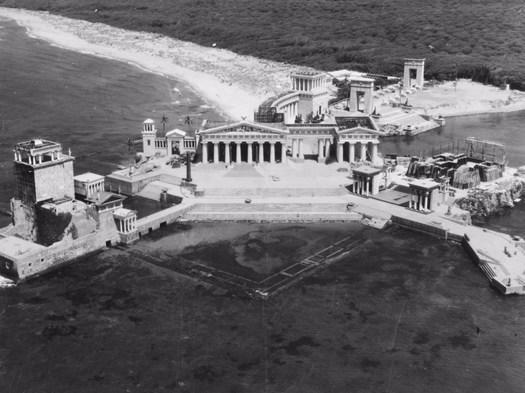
2 18 525 393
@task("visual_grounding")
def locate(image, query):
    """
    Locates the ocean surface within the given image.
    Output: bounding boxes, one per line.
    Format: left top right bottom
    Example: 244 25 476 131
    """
2 18 525 393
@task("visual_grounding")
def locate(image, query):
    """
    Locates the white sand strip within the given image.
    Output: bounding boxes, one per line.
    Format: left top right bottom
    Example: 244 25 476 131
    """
0 7 307 121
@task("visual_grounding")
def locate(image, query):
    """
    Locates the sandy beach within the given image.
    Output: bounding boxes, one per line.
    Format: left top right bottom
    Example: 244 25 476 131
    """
2 7 525 120
0 7 303 121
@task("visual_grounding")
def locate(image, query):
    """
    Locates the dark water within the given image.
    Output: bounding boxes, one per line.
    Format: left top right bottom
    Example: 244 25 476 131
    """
0 19 222 225
381 112 525 167
2 18 525 393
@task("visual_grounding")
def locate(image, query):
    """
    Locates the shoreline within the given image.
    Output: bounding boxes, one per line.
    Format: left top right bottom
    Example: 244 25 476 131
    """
0 7 299 121
3 8 525 123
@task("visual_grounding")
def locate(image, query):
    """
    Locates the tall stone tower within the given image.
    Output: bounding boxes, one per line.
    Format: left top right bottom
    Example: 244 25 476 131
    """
13 139 75 205
141 118 157 157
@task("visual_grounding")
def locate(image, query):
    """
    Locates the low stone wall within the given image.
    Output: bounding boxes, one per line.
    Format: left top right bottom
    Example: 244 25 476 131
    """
391 215 463 243
183 211 361 222
136 202 196 236
14 225 119 281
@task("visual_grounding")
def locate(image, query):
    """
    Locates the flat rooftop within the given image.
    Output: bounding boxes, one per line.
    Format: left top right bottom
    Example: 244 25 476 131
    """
409 178 441 189
353 166 382 175
15 139 60 151
0 236 46 260
74 172 104 183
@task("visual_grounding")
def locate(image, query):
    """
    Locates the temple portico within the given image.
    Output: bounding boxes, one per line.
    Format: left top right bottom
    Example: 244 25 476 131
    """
196 119 381 165
352 166 382 196
201 137 287 164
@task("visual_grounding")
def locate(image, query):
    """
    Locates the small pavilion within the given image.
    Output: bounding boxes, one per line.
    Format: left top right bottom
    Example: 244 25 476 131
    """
352 166 383 196
408 178 440 212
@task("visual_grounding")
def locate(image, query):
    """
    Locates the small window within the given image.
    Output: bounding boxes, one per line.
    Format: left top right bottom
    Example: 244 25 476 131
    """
147 140 151 146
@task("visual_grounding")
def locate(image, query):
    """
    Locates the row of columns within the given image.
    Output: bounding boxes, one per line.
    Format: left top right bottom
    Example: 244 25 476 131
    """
336 141 378 163
87 180 104 198
293 77 324 92
353 174 372 196
14 151 61 165
117 215 137 234
202 141 285 164
409 189 431 212
283 102 298 123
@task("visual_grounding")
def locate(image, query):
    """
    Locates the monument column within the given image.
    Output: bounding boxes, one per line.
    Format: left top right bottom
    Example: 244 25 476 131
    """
281 143 286 163
202 142 208 163
225 143 230 164
247 142 253 164
349 143 355 163
291 139 297 158
298 139 304 159
337 143 343 163
371 142 378 162
236 143 241 163
318 139 324 160
270 142 275 163
213 142 219 163
360 143 367 162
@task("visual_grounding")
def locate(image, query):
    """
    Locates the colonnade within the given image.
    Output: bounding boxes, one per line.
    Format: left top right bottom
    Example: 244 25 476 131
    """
353 174 373 196
281 102 298 123
409 189 432 212
116 214 137 234
336 141 378 163
292 77 325 92
14 151 61 165
86 180 104 198
202 141 286 164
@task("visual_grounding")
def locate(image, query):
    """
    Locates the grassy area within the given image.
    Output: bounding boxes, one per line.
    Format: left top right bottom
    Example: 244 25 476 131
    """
2 0 525 87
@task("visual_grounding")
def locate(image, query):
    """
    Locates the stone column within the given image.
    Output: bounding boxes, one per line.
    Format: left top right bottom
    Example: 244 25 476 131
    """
213 142 219 163
360 143 367 162
236 143 241 163
281 143 286 163
291 139 297 158
371 143 378 162
270 142 275 163
202 142 208 163
298 139 304 159
225 143 230 164
318 139 324 160
325 139 330 158
247 142 253 164
421 192 427 212
337 143 343 163
349 143 355 163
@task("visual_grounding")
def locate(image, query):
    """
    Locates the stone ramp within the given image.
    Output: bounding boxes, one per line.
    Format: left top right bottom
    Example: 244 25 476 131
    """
136 180 180 200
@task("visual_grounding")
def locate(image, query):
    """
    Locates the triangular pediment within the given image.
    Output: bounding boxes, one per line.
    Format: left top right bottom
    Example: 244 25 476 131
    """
198 121 288 136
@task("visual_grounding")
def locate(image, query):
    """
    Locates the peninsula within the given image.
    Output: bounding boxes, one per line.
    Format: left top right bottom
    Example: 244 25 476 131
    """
1 7 525 121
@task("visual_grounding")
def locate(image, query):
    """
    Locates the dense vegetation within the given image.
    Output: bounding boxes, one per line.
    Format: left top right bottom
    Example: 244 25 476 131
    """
3 0 525 88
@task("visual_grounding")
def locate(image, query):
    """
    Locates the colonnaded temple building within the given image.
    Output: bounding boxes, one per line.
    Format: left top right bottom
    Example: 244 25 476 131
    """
142 69 383 165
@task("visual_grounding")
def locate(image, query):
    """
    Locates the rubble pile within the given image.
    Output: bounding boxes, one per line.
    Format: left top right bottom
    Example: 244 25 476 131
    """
455 176 525 217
